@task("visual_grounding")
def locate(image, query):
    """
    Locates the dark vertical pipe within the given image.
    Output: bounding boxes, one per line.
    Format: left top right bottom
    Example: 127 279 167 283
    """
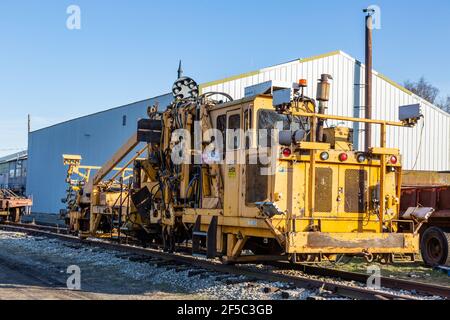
316 74 332 142
365 11 373 151
133 161 141 189
118 176 123 243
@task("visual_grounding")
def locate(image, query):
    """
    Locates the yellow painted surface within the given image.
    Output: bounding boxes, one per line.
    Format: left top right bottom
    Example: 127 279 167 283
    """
370 147 400 155
179 96 413 256
298 142 331 150
286 232 419 254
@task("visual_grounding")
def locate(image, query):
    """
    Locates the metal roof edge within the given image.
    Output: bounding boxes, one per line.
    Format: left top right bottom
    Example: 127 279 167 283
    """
355 63 449 117
0 151 28 164
298 50 343 63
29 93 173 135
200 50 345 92
411 94 450 117
375 72 414 96
199 70 261 93
333 51 416 97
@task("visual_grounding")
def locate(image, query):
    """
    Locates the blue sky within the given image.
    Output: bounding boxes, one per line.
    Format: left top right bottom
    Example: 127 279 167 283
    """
0 0 449 156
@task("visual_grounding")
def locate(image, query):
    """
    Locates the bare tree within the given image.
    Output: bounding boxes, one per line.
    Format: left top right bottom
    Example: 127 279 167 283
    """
437 95 450 113
404 77 450 113
404 77 440 104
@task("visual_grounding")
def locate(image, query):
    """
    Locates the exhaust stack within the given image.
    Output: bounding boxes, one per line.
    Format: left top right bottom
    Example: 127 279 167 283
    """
316 74 333 142
364 8 375 151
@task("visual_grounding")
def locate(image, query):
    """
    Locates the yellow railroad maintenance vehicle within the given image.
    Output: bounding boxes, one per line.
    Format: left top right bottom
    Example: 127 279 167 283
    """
62 73 424 264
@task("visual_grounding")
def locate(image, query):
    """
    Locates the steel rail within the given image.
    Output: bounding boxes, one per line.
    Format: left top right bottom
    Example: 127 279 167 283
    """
3 222 68 233
0 222 444 300
270 261 450 299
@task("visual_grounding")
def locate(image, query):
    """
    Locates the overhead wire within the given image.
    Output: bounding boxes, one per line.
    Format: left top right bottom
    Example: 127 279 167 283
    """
411 118 425 170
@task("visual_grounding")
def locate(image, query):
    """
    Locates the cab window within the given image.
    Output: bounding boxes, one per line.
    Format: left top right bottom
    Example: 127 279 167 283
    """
244 109 252 149
258 110 305 147
227 114 241 150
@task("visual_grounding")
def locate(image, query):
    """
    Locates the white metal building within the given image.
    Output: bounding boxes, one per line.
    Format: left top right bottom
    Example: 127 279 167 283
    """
200 50 450 172
27 50 450 214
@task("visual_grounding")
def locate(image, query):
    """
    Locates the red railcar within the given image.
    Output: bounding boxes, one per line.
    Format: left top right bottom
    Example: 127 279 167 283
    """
401 172 450 266
0 188 32 223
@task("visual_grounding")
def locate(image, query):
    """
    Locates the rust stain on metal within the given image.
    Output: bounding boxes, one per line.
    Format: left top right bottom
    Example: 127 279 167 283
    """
0 189 33 210
306 233 405 249
402 171 450 187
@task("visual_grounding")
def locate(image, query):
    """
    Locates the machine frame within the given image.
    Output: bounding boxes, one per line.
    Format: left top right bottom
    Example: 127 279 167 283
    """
62 75 422 264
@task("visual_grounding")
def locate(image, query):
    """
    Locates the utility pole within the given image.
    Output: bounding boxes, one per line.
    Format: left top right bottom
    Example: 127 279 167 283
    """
364 8 375 151
27 114 31 133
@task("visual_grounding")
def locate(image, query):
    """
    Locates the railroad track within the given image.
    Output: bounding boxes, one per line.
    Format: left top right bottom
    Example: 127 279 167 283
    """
270 262 450 299
1 222 448 300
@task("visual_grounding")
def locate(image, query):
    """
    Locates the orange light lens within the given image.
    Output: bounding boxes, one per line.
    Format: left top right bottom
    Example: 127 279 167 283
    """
299 79 308 87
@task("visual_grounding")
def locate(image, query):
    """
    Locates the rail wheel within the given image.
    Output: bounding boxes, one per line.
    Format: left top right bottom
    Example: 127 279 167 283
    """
377 254 393 265
421 227 450 267
289 254 318 263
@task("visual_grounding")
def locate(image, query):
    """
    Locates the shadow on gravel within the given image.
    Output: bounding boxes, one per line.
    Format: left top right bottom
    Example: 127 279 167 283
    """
0 235 215 298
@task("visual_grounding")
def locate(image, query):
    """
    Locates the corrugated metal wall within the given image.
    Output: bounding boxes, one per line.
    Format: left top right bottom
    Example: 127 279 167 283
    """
201 51 450 172
27 94 172 214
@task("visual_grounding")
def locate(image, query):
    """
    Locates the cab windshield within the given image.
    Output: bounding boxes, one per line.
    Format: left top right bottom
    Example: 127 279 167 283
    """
257 110 308 147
